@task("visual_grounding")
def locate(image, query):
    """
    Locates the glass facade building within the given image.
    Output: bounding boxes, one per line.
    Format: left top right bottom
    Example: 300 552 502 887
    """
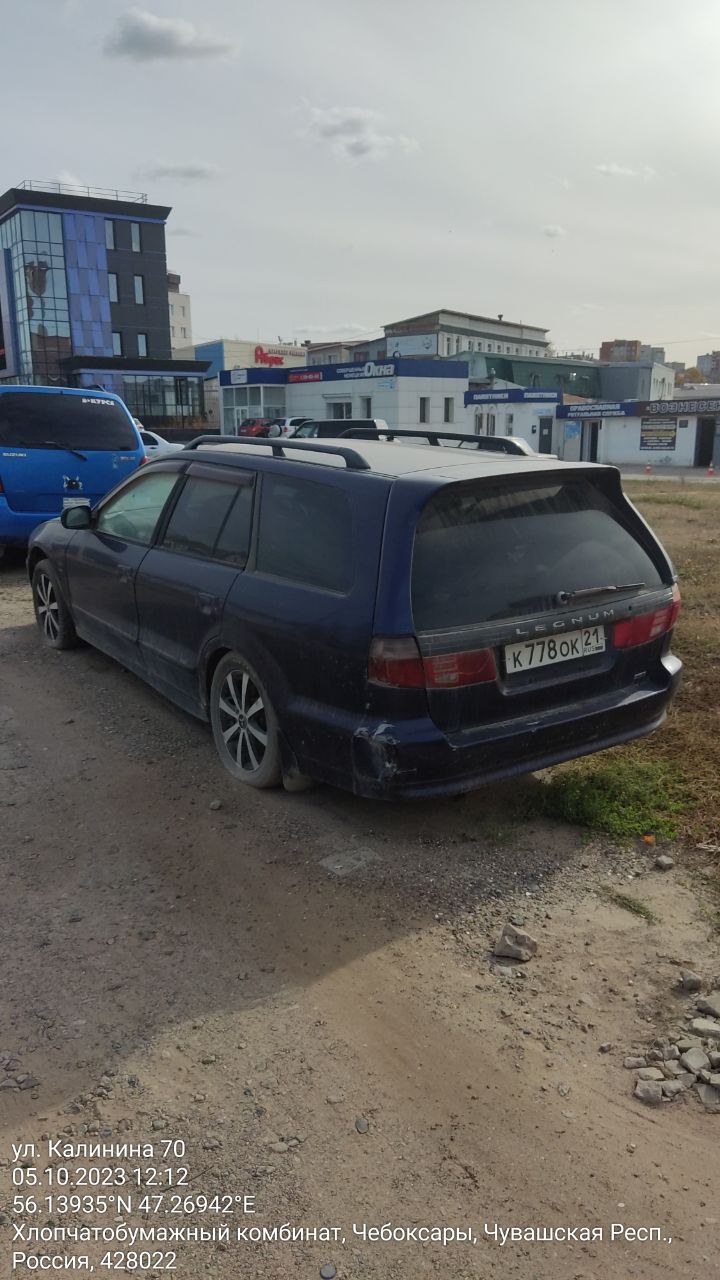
0 183 209 427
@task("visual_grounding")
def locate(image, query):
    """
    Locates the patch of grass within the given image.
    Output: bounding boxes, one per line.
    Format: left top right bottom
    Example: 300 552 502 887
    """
599 885 658 923
531 757 687 841
625 492 710 511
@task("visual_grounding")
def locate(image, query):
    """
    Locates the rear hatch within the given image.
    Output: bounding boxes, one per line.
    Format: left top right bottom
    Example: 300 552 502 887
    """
409 470 679 735
0 390 142 513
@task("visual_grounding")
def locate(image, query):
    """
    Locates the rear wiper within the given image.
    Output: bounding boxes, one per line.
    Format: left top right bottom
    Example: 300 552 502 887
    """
36 439 88 461
556 582 644 606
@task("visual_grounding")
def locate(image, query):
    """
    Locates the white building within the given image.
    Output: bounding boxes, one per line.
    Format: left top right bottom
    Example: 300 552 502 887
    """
556 392 720 467
384 308 550 360
168 272 192 350
219 358 469 435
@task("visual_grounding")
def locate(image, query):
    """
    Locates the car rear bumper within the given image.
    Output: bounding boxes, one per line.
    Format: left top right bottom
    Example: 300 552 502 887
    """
291 656 682 798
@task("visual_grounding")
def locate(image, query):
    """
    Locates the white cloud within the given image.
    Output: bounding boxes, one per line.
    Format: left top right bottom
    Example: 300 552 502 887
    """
543 224 566 238
295 322 370 337
305 106 418 162
54 169 84 189
595 162 655 180
167 226 200 238
140 162 218 181
104 9 234 61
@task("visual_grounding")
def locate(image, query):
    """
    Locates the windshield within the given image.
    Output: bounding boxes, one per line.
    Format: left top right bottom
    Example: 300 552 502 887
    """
412 477 666 631
0 392 138 452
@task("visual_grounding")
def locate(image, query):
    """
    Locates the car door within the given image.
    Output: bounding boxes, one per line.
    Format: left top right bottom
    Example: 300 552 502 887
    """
135 464 255 712
64 466 182 668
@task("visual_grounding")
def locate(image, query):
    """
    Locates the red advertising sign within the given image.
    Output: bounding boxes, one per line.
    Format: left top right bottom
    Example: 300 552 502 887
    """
288 371 322 383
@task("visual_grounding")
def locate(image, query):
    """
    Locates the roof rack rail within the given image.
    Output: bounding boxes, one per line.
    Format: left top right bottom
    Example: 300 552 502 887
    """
183 434 370 471
338 427 530 455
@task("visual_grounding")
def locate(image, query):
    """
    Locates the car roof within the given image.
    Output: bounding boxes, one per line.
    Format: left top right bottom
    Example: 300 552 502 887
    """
183 438 611 483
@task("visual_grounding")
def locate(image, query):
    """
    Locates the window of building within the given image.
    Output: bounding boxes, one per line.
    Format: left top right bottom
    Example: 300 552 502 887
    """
137 333 148 358
133 275 144 305
181 327 187 338
257 475 353 593
108 273 118 304
112 331 122 356
487 413 496 436
96 471 178 544
444 397 454 424
419 396 430 424
160 476 244 560
328 401 352 419
170 303 174 316
130 222 141 253
506 413 514 436
507 346 511 354
105 220 115 251
487 343 493 352
361 396 372 417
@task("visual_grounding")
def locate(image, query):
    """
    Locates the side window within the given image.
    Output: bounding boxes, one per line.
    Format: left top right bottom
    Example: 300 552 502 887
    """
159 476 239 560
96 472 178 544
213 485 254 567
256 475 353 592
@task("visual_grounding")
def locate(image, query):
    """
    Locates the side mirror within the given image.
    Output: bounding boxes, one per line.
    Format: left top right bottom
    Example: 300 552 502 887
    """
61 504 92 530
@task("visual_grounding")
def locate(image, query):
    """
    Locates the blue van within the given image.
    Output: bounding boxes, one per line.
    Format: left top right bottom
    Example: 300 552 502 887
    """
0 386 144 555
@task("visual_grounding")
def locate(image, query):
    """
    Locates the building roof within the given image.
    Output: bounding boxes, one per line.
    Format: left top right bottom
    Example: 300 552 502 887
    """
0 184 171 222
384 308 548 336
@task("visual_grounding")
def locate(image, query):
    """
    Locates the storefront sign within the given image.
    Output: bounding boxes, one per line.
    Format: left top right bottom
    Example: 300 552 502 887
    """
230 369 248 384
556 402 627 418
638 397 720 415
336 361 396 379
466 389 560 405
640 418 677 450
388 334 438 357
287 370 322 383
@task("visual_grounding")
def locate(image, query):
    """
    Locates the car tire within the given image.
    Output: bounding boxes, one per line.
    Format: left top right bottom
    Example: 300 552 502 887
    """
32 559 79 650
210 652 282 788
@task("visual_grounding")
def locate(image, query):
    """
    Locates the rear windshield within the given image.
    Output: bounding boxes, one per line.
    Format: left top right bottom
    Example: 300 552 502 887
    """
412 478 665 631
0 392 138 451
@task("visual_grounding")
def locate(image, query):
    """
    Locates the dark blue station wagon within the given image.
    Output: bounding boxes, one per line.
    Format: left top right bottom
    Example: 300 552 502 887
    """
27 437 682 798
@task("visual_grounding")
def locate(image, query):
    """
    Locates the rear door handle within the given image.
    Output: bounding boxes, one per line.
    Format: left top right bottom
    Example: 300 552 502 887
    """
198 592 221 619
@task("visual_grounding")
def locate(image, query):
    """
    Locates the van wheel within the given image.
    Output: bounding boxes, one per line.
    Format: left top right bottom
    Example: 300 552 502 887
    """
210 652 281 788
32 560 78 650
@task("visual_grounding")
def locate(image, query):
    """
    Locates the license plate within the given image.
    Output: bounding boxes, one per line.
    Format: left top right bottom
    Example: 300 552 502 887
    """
505 626 606 674
62 497 90 509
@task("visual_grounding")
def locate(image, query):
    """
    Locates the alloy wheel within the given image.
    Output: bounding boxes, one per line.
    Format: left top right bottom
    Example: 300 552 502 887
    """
218 669 268 773
36 573 60 642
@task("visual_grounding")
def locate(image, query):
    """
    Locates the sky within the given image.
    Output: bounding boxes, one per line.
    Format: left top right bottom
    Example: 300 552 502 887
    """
5 0 720 365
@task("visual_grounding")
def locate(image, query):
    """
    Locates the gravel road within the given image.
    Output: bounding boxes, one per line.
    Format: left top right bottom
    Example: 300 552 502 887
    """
1 557 718 1278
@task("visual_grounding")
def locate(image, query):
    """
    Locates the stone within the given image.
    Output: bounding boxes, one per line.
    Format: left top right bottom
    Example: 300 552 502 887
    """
707 1074 720 1088
202 1137 222 1150
623 1056 646 1070
676 1038 696 1052
680 971 703 992
697 992 720 1020
209 800 222 811
637 1067 664 1081
509 914 525 927
663 1045 680 1061
661 1080 685 1099
634 1080 663 1106
689 1018 720 1042
661 1061 684 1079
680 1047 710 1074
493 923 538 963
491 964 515 978
676 1072 697 1089
655 854 674 871
708 1052 720 1070
695 1083 720 1113
152 1118 167 1131
267 1141 289 1154
646 1049 664 1062
355 1117 369 1134
598 1042 613 1054
18 1077 39 1091
320 1267 337 1280
326 1093 343 1105
201 1055 217 1065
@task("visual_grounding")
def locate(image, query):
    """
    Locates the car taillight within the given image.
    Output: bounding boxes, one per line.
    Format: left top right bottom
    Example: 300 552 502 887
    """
368 637 497 689
368 637 426 687
0 473 4 494
613 584 681 649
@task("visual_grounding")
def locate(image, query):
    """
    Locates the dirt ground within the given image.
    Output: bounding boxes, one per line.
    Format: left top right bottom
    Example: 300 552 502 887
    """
1 549 718 1280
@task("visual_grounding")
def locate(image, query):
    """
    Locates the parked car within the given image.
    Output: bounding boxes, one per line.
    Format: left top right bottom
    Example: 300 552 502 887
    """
0 386 144 557
134 423 183 458
236 419 280 438
28 436 681 798
272 417 314 437
291 418 389 439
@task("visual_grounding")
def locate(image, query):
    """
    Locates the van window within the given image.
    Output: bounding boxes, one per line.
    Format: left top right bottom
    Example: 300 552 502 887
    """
0 392 138 452
412 478 665 631
257 475 353 592
160 477 239 560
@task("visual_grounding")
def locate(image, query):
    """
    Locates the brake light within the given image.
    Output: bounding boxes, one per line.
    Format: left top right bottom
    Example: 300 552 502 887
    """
613 584 681 649
0 473 4 494
368 637 425 687
368 637 497 688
